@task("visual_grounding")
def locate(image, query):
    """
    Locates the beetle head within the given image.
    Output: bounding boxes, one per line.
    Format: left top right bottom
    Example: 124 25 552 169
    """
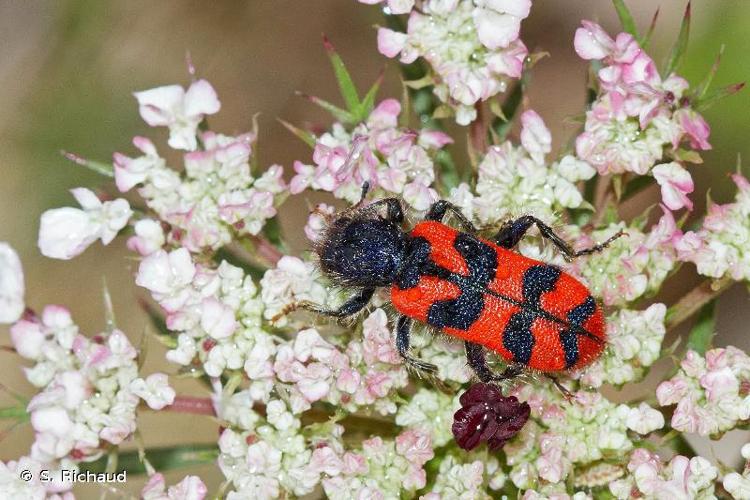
317 214 408 287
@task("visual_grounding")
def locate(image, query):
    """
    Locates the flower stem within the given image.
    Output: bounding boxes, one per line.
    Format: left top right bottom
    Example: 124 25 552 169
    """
665 277 733 330
163 396 216 416
249 235 283 266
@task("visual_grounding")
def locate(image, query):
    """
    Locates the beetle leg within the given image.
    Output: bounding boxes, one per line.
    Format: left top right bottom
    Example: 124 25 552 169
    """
396 316 438 375
494 215 624 259
465 341 522 383
354 197 404 224
546 374 574 402
351 181 371 209
272 288 375 322
425 200 477 232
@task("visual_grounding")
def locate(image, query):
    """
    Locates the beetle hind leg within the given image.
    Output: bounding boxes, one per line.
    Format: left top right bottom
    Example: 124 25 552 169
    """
464 341 522 383
546 374 574 402
396 316 438 376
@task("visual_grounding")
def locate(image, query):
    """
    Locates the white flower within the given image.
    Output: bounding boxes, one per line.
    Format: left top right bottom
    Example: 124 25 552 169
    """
38 188 132 260
625 403 665 435
724 472 750 500
200 297 237 339
136 248 196 298
653 162 694 211
260 256 327 326
520 110 551 164
0 242 24 323
142 473 208 500
130 373 176 410
473 0 531 49
127 219 165 256
134 79 221 151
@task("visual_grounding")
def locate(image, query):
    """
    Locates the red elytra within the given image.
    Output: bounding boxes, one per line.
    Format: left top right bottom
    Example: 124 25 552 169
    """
390 221 606 373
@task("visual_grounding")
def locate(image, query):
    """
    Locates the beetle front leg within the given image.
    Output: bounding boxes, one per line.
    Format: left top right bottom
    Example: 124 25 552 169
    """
465 341 522 383
493 215 624 258
425 200 477 232
396 316 438 375
272 287 375 322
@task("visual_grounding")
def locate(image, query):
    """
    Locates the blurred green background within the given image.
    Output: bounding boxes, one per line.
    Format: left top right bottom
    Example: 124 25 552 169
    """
0 1 748 497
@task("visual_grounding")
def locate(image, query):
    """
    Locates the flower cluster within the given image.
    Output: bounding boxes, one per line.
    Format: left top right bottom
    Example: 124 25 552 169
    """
451 110 597 225
0 455 75 500
376 0 530 124
136 248 277 387
568 208 679 306
676 173 750 283
578 303 667 387
503 384 663 492
141 473 208 500
573 20 712 214
609 449 718 499
574 20 709 186
7 304 174 497
420 454 486 499
657 346 750 436
396 388 460 447
274 309 410 415
291 99 451 209
312 429 434 498
116 80 286 253
217 403 319 498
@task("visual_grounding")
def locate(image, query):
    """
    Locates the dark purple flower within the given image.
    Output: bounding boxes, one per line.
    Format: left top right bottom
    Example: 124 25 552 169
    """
452 383 530 451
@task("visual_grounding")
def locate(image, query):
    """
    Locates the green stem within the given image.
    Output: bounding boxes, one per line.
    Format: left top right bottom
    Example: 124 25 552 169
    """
665 278 733 330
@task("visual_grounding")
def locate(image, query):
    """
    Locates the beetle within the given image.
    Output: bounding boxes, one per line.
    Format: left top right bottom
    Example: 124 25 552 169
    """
294 183 622 385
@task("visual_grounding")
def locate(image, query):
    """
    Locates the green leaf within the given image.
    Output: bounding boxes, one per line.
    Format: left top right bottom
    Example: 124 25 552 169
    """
261 217 286 251
138 298 173 340
296 92 355 124
0 405 29 421
612 0 640 40
695 82 746 111
84 444 219 475
641 7 660 48
61 150 114 177
491 80 524 142
489 51 544 142
620 175 654 202
404 75 435 90
694 46 725 100
663 2 691 77
434 150 460 192
213 246 266 281
685 301 716 356
355 69 384 121
612 174 624 201
277 118 316 148
323 35 360 113
672 148 703 164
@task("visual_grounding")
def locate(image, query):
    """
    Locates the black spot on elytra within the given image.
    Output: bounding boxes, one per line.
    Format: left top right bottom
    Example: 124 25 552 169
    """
559 295 597 368
425 233 498 331
502 265 561 364
502 309 535 364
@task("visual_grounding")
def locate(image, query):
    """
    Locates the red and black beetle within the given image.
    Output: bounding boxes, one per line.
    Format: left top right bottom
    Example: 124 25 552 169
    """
300 183 621 384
